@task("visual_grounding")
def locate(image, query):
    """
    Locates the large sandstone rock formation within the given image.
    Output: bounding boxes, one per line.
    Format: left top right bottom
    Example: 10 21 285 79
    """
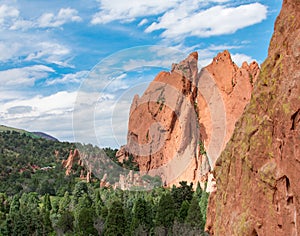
206 0 300 235
62 149 92 182
118 48 260 186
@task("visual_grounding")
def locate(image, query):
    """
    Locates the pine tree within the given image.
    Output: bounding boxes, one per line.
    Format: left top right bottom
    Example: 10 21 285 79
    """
199 189 209 229
131 197 152 234
104 200 125 236
73 181 88 205
155 192 175 228
74 193 96 235
185 195 203 229
41 194 53 235
195 181 203 198
9 195 20 215
178 200 190 223
56 210 74 234
171 181 194 212
94 189 104 217
58 191 71 213
75 208 98 235
43 194 52 212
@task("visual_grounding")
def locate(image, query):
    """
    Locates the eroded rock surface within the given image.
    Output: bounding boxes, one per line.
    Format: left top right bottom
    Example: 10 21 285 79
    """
206 0 300 235
62 149 92 183
118 49 259 186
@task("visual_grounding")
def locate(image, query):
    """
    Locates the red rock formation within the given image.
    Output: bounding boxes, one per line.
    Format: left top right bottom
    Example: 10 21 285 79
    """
62 149 92 183
119 47 260 186
62 149 80 176
206 0 300 234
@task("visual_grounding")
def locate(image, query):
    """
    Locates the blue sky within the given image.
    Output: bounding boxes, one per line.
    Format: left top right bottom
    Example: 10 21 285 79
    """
0 0 282 147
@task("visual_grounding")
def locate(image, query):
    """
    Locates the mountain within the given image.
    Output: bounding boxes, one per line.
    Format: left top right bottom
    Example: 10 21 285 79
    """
117 49 259 187
206 0 300 235
31 132 58 141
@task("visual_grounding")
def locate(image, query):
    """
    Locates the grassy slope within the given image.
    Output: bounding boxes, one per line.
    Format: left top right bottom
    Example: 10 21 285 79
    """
0 125 40 138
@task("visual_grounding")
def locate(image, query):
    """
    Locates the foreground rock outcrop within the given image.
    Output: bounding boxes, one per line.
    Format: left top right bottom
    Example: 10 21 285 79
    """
206 0 300 234
118 48 260 186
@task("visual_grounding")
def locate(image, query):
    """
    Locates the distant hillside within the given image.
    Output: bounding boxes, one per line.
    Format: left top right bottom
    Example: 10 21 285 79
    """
0 127 122 196
0 130 76 196
0 125 39 138
32 132 58 141
0 125 58 141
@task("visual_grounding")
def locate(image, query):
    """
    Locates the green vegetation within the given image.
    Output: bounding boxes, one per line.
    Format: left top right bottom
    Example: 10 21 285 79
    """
199 140 207 155
0 125 40 139
0 129 209 235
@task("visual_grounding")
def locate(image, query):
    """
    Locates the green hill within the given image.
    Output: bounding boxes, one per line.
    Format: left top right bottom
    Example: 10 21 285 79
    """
0 125 40 139
0 129 77 196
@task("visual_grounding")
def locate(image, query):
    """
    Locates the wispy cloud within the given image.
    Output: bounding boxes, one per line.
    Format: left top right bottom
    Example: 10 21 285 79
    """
0 4 82 30
46 71 88 85
138 19 148 27
91 0 230 25
25 42 71 66
0 4 19 26
91 1 267 42
146 3 267 40
0 35 73 66
91 0 177 24
0 65 54 87
0 41 20 61
37 8 82 28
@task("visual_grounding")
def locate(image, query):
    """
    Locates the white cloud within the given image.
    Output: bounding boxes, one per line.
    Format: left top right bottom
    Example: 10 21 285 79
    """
208 44 241 51
0 35 72 66
0 65 54 87
104 73 130 92
231 53 255 66
46 71 88 85
0 4 19 25
38 8 82 28
25 42 71 66
9 19 33 30
138 18 148 27
91 0 177 24
0 91 77 122
146 3 267 40
91 1 267 41
1 5 81 30
0 41 20 61
91 0 231 24
0 6 79 66
0 91 78 141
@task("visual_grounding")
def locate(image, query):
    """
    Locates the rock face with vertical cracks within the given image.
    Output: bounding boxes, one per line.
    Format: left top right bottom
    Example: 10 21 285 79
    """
206 0 300 235
118 48 260 187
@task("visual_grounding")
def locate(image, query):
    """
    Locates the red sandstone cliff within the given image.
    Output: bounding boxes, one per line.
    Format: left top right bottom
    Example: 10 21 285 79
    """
118 48 260 186
206 0 300 235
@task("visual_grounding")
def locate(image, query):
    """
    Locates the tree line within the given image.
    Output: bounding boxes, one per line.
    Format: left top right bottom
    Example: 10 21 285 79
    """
0 181 209 235
0 130 209 235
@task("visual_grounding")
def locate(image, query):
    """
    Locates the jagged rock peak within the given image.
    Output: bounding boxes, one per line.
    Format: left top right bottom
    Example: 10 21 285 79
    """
189 51 198 60
211 50 234 64
170 51 199 84
117 48 260 188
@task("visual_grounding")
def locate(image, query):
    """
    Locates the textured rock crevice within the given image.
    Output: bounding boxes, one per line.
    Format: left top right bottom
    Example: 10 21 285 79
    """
206 0 300 235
